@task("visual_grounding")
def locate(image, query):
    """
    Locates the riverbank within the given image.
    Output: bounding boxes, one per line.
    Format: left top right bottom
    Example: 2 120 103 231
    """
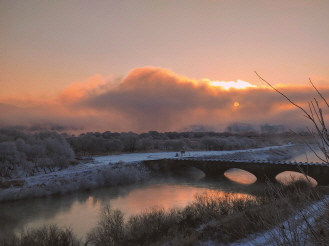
0 144 312 202
2 179 328 246
1 143 328 245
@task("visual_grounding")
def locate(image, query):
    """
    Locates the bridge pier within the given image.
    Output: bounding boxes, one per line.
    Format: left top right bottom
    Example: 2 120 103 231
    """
254 173 277 184
313 177 329 186
202 167 228 178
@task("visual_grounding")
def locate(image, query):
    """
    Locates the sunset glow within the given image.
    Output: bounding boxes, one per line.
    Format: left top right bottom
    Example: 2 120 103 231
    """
0 66 328 133
207 79 257 90
2 2 329 244
1 1 329 133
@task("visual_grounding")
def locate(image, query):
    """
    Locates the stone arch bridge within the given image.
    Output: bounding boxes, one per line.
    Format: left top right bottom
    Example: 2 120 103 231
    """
142 158 329 186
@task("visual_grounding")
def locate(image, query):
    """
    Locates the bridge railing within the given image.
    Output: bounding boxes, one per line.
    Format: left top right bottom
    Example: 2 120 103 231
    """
166 157 326 166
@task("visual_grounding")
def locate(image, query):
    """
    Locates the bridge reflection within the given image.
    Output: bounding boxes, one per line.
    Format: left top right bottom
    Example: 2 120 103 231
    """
224 168 257 184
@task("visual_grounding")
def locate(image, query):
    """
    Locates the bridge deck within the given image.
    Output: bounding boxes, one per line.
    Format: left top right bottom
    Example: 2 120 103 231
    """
171 157 327 166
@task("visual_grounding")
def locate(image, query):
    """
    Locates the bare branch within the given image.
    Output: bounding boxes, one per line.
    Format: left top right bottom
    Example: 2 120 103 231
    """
309 78 329 108
255 72 329 165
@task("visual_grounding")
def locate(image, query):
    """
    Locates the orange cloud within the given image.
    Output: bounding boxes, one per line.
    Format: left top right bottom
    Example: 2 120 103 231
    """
57 74 107 103
74 67 329 132
1 67 328 133
204 79 257 90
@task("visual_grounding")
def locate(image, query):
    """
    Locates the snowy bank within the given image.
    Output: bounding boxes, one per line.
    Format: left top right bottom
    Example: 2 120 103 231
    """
0 144 304 202
229 195 329 246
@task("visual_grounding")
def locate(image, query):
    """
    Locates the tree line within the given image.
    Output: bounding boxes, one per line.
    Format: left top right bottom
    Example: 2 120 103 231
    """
0 123 309 179
67 123 304 156
0 129 75 179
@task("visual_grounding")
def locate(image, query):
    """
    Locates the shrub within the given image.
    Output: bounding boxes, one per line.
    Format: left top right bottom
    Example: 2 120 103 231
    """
0 224 81 246
86 205 125 246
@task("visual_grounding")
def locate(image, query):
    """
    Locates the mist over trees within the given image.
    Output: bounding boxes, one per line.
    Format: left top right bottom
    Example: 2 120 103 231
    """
226 122 287 134
0 122 309 179
67 123 303 156
226 123 257 133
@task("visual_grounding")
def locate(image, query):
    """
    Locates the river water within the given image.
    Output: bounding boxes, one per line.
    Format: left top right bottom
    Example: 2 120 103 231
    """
0 169 257 239
0 148 326 240
276 147 326 185
288 147 326 163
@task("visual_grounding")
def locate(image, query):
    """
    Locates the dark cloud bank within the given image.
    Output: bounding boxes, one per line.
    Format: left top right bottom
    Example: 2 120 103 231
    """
1 67 329 133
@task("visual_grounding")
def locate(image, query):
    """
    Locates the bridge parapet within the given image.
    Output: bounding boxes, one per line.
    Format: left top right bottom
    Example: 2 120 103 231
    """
163 157 329 166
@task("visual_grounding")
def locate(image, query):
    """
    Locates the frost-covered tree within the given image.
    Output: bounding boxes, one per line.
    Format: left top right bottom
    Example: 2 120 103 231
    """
162 140 185 151
0 129 75 178
44 137 75 169
200 137 219 150
227 123 257 133
261 123 286 134
0 142 20 178
121 132 139 152
137 137 154 151
105 139 123 153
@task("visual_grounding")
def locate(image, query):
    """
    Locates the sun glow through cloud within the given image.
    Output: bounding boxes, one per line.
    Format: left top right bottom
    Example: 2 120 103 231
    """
2 66 328 134
206 79 257 90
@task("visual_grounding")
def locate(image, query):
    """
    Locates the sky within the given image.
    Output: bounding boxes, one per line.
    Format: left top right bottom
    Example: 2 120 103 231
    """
1 0 329 133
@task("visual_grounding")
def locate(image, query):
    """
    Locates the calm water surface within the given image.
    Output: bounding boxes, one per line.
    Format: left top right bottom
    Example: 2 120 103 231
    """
0 148 325 239
0 169 256 239
289 148 326 163
276 148 326 185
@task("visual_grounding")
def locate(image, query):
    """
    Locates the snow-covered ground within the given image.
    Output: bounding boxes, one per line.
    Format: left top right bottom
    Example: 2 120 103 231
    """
2 143 326 245
229 195 329 246
0 144 301 202
92 144 295 163
195 195 329 246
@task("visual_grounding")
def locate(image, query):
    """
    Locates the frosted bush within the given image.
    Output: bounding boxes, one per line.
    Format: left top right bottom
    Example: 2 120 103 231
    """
78 177 96 191
0 160 151 202
0 129 75 179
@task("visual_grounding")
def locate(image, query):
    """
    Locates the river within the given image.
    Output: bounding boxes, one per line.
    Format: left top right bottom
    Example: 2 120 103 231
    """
0 148 326 240
276 147 326 185
0 168 258 240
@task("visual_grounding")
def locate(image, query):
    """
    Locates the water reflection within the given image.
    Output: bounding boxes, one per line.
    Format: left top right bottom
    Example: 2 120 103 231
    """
6 151 325 240
224 168 257 184
0 168 257 239
276 171 318 186
277 148 325 186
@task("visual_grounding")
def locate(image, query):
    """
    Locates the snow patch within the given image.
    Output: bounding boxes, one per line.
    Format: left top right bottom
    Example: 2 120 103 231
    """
0 144 300 202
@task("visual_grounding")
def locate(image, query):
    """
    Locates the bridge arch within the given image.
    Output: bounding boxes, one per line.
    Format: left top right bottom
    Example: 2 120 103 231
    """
170 166 206 179
276 171 318 186
224 168 257 184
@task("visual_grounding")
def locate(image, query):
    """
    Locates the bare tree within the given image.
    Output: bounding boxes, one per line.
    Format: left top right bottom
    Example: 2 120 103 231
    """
255 72 329 164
